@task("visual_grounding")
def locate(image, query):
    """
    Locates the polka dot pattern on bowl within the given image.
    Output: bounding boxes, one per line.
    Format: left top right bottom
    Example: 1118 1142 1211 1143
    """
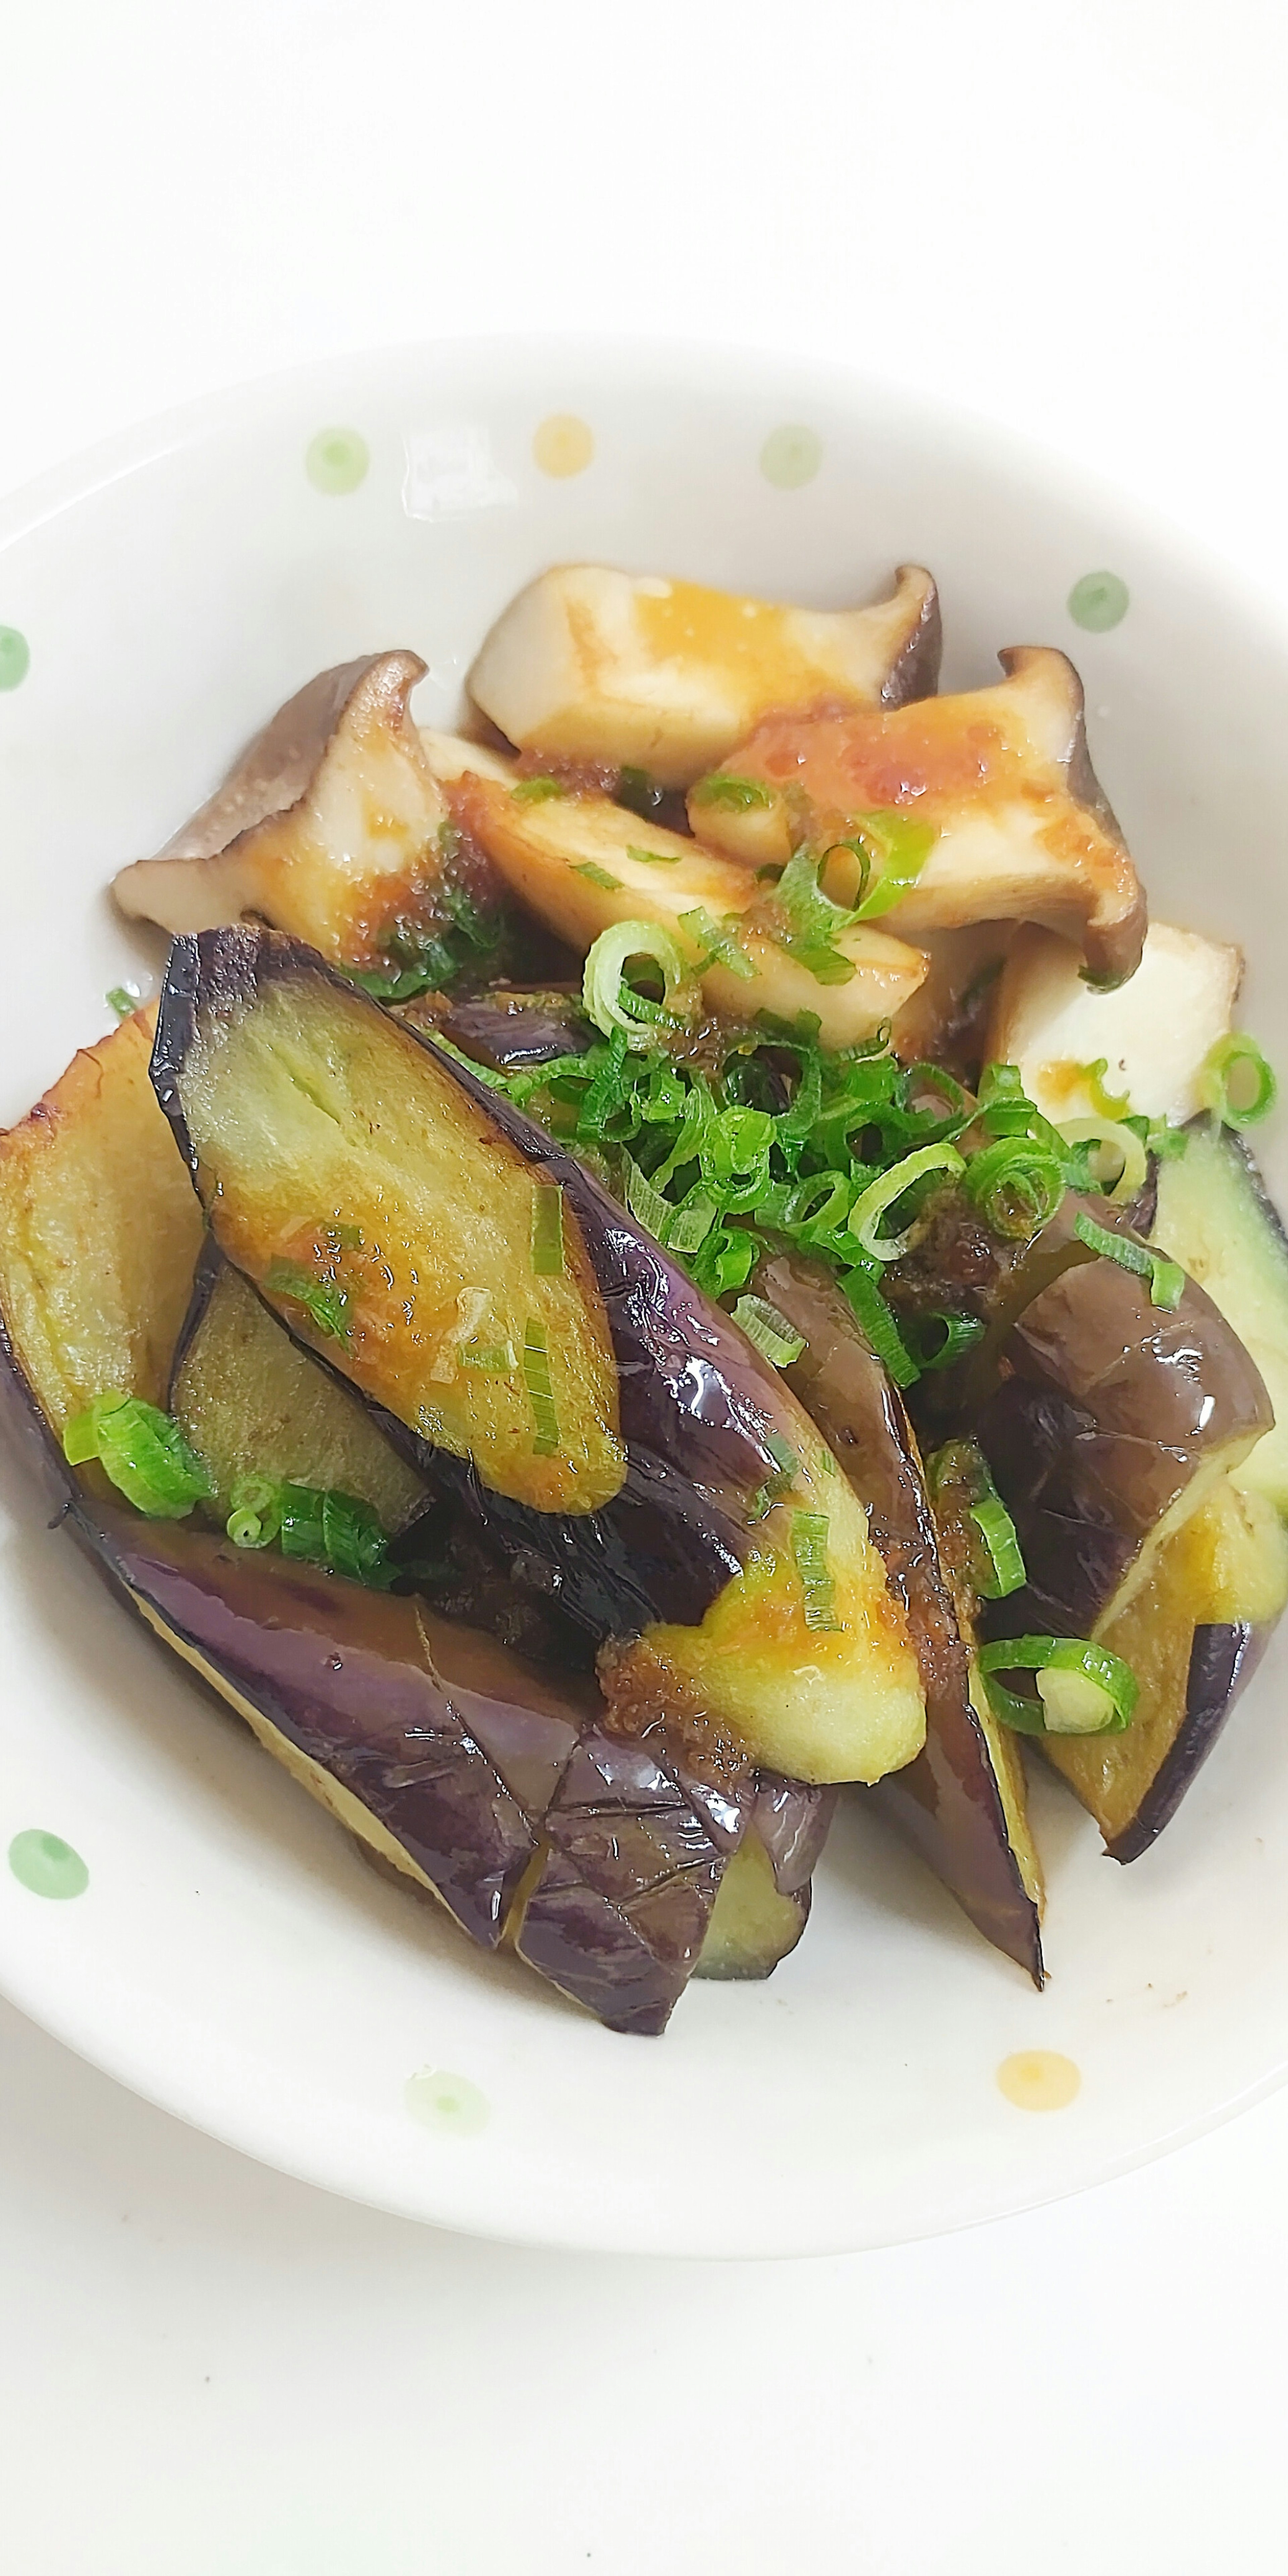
759 424 822 489
8 1830 89 1899
305 427 370 495
1068 570 1129 632
0 626 30 689
996 2049 1081 2111
405 2067 490 2136
532 413 595 478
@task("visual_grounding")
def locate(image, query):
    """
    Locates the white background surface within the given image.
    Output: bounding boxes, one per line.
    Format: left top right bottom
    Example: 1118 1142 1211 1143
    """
3 2 1287 2567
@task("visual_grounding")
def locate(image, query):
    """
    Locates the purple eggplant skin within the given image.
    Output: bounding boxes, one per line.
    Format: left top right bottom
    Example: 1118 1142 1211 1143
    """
0 1302 751 2033
971 1253 1271 1641
751 1772 837 1896
756 1250 1043 1981
515 1727 752 2032
31 1440 743 2033
436 988 592 1071
0 1300 548 1950
148 929 844 1643
1106 1622 1267 1864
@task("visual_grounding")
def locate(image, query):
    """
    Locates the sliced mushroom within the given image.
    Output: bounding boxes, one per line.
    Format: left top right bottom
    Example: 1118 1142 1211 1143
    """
418 731 927 1049
986 920 1241 1125
466 563 941 789
690 647 1147 986
113 652 451 971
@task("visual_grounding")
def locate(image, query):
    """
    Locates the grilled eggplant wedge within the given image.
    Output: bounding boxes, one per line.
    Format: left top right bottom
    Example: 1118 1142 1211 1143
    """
694 1776 837 1980
0 1018 775 2032
0 1003 204 1452
151 928 927 1787
753 1249 1043 1980
1039 1475 1288 1860
171 1245 428 1529
1151 1120 1288 1516
970 1240 1272 1640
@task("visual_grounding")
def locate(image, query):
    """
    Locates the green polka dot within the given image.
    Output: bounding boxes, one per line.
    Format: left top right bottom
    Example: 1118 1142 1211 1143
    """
1068 571 1129 632
305 427 370 496
8 1830 89 1899
405 2067 489 2136
0 626 30 689
759 425 822 490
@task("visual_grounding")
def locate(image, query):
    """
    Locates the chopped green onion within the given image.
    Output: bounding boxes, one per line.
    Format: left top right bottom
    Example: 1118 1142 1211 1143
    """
791 1511 842 1631
1075 1056 1131 1119
1057 1117 1147 1205
623 1154 676 1244
617 767 667 820
848 1141 966 1259
840 1269 920 1389
666 1188 718 1254
690 773 775 812
530 1181 566 1275
582 920 698 1050
106 984 140 1020
226 1477 393 1587
625 844 683 866
688 1221 759 1299
961 1137 1064 1238
573 860 623 891
459 1340 517 1372
968 1496 1027 1599
522 1321 560 1456
768 851 860 986
225 1474 281 1548
732 1296 806 1367
511 775 567 803
825 811 936 920
1199 1033 1278 1128
746 1432 801 1523
909 1310 985 1372
977 1635 1139 1734
264 1259 353 1343
1072 1211 1185 1308
926 1438 1026 1599
677 905 756 980
63 1393 213 1519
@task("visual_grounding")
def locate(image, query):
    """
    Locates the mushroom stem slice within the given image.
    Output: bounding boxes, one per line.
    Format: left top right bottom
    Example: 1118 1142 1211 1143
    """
692 646 1147 987
419 732 927 1050
113 651 453 972
466 562 941 789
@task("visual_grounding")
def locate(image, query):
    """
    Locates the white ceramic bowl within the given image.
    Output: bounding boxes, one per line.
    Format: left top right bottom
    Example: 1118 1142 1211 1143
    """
1 338 1286 2257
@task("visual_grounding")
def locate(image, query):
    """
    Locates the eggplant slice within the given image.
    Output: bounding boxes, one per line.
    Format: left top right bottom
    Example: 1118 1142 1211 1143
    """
151 928 927 1788
0 996 794 2034
1151 1120 1288 1517
970 1246 1271 1641
0 1003 204 1451
171 1244 428 1529
1039 1482 1279 1861
754 1249 1044 1981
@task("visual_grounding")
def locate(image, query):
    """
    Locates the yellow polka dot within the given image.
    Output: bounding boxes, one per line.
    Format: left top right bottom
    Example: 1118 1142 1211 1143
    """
997 2049 1081 2111
533 414 595 478
760 424 822 489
